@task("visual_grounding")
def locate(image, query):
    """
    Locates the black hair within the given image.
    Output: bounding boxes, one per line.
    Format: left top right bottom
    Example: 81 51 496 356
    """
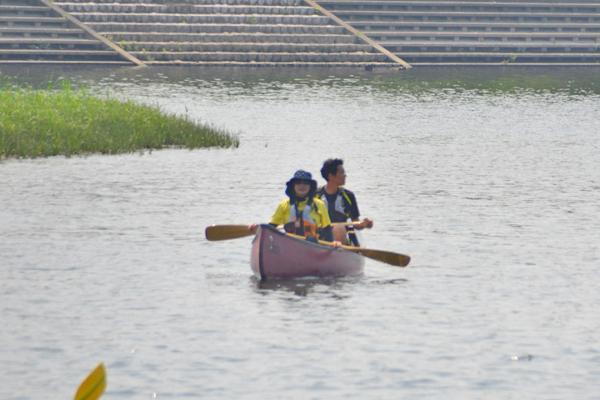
285 179 317 200
320 158 344 181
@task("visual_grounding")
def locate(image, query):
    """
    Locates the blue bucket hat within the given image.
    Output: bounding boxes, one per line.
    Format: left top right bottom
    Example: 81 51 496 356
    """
285 170 317 199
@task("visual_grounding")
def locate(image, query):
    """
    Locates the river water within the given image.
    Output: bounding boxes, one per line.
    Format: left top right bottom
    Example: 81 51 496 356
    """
1 65 599 399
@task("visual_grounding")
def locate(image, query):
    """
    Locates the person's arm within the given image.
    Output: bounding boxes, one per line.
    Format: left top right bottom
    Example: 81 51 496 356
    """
268 200 289 225
320 225 334 242
249 200 289 233
348 191 373 230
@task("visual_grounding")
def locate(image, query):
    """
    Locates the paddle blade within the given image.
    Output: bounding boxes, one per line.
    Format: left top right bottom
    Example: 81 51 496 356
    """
74 363 106 400
205 225 254 241
359 248 411 267
303 234 411 268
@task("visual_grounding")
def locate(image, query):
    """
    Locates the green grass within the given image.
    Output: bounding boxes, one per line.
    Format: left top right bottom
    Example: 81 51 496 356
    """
0 78 239 159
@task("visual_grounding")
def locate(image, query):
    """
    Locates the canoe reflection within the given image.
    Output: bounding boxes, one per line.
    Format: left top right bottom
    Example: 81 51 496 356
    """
252 276 363 297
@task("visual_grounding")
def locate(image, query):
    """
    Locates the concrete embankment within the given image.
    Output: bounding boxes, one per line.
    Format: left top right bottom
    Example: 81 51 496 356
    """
42 0 400 67
316 0 600 65
1 0 599 66
0 0 130 64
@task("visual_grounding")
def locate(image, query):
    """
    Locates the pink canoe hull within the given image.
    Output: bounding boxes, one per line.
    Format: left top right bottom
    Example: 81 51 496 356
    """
250 224 365 280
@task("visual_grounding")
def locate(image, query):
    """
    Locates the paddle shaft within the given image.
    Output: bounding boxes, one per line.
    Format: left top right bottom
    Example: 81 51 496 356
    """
205 222 357 241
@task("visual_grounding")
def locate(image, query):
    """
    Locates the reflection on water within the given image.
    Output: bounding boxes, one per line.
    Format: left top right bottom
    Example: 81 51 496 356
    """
2 64 600 95
252 276 409 297
252 275 364 297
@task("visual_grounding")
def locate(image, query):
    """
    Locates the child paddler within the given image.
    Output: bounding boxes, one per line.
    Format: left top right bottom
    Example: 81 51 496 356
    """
249 170 342 247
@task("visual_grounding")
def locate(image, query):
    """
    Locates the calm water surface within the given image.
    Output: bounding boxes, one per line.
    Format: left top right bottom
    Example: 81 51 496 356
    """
1 66 600 399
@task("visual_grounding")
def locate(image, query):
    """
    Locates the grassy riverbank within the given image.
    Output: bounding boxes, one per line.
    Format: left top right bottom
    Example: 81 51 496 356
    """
0 79 239 159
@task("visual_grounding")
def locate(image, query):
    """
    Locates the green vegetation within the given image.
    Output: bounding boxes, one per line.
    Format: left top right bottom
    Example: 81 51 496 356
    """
354 30 363 44
0 77 239 159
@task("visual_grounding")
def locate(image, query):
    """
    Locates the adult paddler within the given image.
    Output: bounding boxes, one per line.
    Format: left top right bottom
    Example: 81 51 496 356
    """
316 158 373 246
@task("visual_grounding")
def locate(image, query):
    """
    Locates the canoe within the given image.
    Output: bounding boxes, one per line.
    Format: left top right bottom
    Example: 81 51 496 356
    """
250 224 365 280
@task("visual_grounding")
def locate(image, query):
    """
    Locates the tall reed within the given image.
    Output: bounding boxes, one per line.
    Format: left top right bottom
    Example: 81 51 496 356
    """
0 78 239 159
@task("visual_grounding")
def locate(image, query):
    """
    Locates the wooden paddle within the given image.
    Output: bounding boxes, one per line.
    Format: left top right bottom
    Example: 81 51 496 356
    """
341 246 411 267
73 363 106 400
205 224 257 241
205 223 357 241
286 233 411 267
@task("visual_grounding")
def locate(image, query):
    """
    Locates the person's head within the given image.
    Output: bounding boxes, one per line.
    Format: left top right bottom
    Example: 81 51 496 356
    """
321 158 346 186
285 170 317 200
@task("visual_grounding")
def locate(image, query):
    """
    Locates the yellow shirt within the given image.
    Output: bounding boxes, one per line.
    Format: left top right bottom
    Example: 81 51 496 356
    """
269 198 332 228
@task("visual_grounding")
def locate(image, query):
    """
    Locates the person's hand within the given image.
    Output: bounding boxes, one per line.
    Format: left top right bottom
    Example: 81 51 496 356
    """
331 241 342 248
283 222 295 233
248 223 258 233
354 218 373 230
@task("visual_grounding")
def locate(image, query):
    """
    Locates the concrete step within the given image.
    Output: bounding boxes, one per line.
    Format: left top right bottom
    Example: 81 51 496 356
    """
383 40 600 51
0 59 133 64
352 21 600 32
90 23 346 35
319 1 600 13
409 62 600 65
0 17 69 28
120 42 376 52
108 32 357 44
54 0 304 5
0 27 85 38
0 5 52 17
145 61 399 67
130 51 388 62
399 0 600 3
335 10 600 23
368 31 600 41
0 49 121 61
56 3 316 16
69 13 332 26
0 38 104 49
396 51 600 61
0 49 116 55
0 0 43 5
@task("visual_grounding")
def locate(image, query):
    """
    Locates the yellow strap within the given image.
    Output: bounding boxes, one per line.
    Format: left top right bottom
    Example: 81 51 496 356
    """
341 189 353 206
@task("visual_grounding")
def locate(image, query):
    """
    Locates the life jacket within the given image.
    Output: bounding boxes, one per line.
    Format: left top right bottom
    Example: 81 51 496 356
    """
288 200 318 238
317 187 353 223
317 188 360 246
